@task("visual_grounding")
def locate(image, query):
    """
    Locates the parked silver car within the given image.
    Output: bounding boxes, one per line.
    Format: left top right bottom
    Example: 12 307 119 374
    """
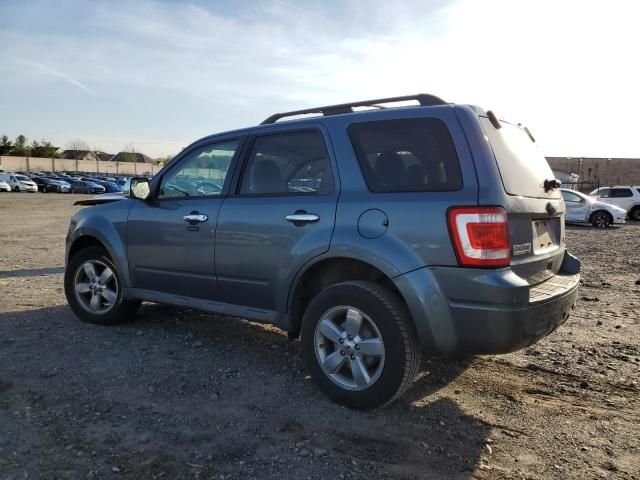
561 188 626 228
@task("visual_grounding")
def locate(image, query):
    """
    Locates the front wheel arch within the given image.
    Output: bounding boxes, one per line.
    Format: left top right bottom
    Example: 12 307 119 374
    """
590 210 613 228
68 235 110 263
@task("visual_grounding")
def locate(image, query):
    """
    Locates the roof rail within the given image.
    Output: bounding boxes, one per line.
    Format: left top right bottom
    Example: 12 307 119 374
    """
260 93 447 124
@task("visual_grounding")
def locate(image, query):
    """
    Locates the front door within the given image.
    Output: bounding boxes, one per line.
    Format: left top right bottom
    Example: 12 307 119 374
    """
127 139 241 299
561 190 588 222
215 127 338 311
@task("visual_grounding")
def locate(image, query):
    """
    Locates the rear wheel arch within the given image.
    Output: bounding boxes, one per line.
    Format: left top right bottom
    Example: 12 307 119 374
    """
288 257 410 337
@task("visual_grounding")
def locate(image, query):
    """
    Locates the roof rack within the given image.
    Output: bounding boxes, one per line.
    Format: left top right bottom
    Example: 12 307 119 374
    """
260 93 447 124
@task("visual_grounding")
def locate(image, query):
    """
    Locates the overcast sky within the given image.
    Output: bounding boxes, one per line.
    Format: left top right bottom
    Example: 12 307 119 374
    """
1 0 638 158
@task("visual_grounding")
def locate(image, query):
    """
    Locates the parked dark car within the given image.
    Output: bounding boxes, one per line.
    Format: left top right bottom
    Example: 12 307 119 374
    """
64 94 581 409
31 176 69 193
80 178 123 193
66 179 106 194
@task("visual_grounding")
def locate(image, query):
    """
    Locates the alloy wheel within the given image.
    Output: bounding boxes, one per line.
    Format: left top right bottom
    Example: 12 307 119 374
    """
593 213 610 228
314 305 385 391
73 260 119 314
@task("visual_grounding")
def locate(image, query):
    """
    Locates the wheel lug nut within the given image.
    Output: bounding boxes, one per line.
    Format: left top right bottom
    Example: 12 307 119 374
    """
347 335 352 340
350 354 355 360
355 345 360 351
319 344 325 349
339 338 344 344
340 350 345 356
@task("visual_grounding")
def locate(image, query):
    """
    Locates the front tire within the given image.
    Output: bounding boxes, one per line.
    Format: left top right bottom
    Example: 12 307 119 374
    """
64 246 140 325
301 281 420 409
591 211 612 228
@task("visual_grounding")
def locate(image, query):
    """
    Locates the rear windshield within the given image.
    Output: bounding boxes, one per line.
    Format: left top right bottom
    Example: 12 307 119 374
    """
348 118 462 193
480 118 560 199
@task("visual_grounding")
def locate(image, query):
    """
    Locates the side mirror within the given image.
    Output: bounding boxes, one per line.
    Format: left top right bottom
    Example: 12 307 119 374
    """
126 177 151 200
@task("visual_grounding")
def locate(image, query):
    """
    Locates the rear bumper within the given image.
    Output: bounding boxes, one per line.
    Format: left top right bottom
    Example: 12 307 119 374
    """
393 251 580 355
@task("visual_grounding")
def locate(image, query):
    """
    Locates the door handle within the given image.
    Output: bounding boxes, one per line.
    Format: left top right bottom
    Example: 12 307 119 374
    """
183 213 208 223
286 213 320 223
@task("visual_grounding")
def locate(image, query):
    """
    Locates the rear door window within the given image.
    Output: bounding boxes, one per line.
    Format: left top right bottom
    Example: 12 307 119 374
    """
480 118 560 199
348 118 462 192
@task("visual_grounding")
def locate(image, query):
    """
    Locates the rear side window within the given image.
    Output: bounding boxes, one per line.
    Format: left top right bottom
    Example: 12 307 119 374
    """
611 188 632 198
240 130 334 195
348 118 462 193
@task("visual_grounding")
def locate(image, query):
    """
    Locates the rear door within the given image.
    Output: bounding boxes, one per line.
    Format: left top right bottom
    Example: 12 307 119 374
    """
479 117 565 284
215 125 338 311
126 138 241 299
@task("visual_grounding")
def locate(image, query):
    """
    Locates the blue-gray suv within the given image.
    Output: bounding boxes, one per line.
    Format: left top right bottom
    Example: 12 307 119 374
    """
64 94 580 409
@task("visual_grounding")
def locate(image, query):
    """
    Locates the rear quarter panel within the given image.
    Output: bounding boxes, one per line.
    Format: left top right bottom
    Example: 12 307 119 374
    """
321 106 479 275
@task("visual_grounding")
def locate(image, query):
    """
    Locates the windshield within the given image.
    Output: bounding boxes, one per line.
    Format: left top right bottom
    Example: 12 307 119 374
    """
481 118 560 199
15 175 30 181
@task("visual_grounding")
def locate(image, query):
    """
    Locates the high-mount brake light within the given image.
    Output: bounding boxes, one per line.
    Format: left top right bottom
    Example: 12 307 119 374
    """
447 207 510 267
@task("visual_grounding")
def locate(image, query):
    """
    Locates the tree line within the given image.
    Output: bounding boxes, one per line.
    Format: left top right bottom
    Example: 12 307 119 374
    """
0 134 61 158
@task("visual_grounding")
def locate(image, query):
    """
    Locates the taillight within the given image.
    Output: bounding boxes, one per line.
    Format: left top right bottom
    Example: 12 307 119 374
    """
447 207 510 267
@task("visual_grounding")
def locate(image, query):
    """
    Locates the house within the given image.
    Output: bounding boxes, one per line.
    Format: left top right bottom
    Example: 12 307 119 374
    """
62 150 100 162
111 151 156 164
94 151 115 162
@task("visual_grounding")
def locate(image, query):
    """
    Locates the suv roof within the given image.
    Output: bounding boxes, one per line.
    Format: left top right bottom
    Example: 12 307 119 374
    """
193 93 487 147
260 93 449 124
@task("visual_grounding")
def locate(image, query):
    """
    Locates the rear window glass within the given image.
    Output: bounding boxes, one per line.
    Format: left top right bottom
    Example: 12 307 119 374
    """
480 118 560 199
348 118 462 193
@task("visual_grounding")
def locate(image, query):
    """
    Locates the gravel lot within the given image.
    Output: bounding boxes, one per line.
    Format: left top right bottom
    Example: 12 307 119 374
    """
1 193 639 479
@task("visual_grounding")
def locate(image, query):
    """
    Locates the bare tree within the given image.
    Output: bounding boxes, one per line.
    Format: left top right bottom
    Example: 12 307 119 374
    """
66 139 90 151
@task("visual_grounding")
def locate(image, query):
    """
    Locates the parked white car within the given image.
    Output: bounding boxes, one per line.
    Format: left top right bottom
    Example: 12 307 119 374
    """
0 173 38 192
562 188 626 228
0 179 11 192
589 186 640 221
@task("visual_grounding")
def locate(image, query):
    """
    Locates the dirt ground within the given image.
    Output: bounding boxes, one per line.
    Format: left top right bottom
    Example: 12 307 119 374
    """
0 193 638 480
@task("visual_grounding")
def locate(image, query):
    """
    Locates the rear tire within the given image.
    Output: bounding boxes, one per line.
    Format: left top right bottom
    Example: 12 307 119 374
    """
13 186 20 192
630 207 640 221
301 281 420 409
64 246 140 325
591 211 612 228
